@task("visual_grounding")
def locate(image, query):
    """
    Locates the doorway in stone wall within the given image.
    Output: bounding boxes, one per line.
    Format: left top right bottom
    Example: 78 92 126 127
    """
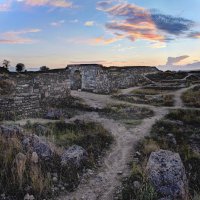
71 70 82 90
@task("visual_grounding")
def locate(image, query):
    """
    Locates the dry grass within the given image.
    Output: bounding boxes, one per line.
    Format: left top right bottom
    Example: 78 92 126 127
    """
182 85 200 108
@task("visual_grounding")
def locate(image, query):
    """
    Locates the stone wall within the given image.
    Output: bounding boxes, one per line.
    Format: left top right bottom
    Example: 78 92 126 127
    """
68 64 159 94
0 70 70 120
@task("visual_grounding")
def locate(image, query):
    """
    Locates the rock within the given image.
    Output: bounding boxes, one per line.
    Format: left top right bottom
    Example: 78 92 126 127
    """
61 145 88 168
34 124 51 136
135 151 141 157
0 125 23 138
117 171 123 175
24 193 35 200
146 150 188 200
31 152 39 163
166 133 177 145
22 135 54 160
15 153 27 187
45 109 63 120
133 181 141 189
52 177 58 183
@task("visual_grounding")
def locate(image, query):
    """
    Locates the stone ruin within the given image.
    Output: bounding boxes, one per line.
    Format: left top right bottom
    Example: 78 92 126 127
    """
68 64 159 94
0 64 159 120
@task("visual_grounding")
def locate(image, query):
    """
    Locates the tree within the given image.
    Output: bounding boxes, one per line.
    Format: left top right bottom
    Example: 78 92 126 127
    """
40 66 49 71
2 60 10 70
16 63 25 72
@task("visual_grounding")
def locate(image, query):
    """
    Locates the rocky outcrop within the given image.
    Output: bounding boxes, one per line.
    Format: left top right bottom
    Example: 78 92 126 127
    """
146 150 188 200
61 145 88 168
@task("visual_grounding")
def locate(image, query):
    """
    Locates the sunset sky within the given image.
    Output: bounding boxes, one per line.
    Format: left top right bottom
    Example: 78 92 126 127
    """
0 0 200 70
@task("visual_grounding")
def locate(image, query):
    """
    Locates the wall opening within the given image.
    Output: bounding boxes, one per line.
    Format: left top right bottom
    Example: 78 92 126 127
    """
71 70 82 90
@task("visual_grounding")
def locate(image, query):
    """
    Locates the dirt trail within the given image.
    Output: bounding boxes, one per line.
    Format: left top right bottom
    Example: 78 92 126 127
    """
173 84 197 107
57 88 170 200
58 108 167 200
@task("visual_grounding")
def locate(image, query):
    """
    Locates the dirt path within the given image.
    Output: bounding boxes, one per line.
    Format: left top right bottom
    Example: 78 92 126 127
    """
57 88 172 200
173 84 197 107
58 107 167 200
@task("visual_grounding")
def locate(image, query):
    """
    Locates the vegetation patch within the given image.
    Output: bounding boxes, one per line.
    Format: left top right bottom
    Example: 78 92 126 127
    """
146 71 188 82
0 120 113 199
112 93 174 107
116 109 200 199
43 96 98 120
182 85 200 107
100 104 153 126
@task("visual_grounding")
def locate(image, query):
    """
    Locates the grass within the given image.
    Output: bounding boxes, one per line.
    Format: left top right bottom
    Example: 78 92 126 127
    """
149 109 200 197
146 71 188 82
131 88 168 96
117 109 200 199
0 134 51 199
112 94 174 107
182 85 200 108
100 103 154 125
117 161 158 200
45 120 113 162
46 96 98 119
1 120 113 199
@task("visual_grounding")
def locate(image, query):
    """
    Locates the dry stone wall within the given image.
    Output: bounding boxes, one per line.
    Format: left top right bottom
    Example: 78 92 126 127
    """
0 70 70 120
68 64 159 94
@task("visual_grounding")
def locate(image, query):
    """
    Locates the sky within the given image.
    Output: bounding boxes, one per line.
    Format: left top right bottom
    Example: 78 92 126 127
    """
0 0 200 70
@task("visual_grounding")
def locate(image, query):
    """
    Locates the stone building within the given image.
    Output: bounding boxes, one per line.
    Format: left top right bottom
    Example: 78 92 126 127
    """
68 64 159 94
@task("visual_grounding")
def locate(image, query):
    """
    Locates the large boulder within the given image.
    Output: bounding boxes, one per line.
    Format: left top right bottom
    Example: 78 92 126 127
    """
22 134 54 160
146 150 188 200
61 145 88 168
0 125 23 138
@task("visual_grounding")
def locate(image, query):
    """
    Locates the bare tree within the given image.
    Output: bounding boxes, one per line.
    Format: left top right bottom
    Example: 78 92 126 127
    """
2 60 10 69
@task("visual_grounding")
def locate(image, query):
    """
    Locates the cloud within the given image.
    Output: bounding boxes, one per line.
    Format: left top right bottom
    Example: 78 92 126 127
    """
0 0 12 11
0 29 41 44
97 3 165 43
84 21 95 26
50 20 65 26
96 2 196 44
91 35 124 45
188 31 200 38
151 13 194 35
69 19 79 23
17 0 72 8
166 55 189 65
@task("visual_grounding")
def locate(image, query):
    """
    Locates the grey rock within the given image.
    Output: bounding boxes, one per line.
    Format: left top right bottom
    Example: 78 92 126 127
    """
146 150 188 200
45 109 63 120
52 177 58 183
166 133 177 145
0 125 23 138
61 145 88 168
31 152 39 163
34 124 51 136
24 193 35 200
133 181 141 189
22 135 54 160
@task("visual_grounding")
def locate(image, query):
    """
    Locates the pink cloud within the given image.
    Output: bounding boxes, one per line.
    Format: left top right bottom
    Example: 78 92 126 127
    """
21 0 72 8
0 29 41 44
